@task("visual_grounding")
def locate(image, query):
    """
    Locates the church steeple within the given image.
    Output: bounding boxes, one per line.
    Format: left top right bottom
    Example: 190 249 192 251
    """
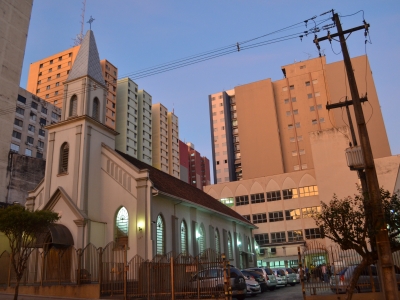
61 30 107 123
66 30 105 86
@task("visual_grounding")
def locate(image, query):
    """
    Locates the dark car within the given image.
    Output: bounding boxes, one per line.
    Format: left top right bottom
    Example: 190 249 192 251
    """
241 269 267 292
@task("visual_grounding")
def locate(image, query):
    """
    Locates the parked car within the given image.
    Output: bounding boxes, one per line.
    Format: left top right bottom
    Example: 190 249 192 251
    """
245 278 261 297
246 267 278 291
284 268 298 286
190 266 247 299
270 268 288 287
241 270 267 292
330 264 400 294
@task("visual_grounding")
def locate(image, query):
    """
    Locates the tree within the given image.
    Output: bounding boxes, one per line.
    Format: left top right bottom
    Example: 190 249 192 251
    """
0 205 59 300
313 188 400 300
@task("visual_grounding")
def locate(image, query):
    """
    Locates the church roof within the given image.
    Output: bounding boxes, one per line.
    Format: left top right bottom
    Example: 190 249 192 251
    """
116 150 254 227
66 30 105 86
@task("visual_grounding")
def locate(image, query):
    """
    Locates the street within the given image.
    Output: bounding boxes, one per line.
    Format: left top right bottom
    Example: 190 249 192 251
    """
250 284 303 300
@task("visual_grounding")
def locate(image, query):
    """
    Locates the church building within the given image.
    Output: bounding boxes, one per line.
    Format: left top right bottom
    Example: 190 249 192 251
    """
26 30 256 267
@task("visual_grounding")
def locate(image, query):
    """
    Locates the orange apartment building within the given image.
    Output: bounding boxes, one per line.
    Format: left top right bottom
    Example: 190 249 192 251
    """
209 55 390 183
26 45 118 130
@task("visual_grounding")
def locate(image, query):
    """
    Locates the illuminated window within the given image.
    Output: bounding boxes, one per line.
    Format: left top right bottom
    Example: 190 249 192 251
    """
180 220 188 255
302 206 321 218
285 209 301 220
283 188 298 199
198 225 205 255
288 230 303 242
220 197 234 207
115 207 129 246
227 232 233 259
299 185 318 197
156 215 165 255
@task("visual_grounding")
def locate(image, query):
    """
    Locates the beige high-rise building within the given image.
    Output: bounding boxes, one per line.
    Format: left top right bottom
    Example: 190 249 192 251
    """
209 55 390 183
152 103 180 178
26 44 118 130
0 0 33 202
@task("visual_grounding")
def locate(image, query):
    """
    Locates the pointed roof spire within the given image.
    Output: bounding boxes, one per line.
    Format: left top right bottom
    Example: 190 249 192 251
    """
66 30 105 86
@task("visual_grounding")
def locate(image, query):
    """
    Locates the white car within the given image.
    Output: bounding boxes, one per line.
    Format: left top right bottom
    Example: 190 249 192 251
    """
245 278 261 296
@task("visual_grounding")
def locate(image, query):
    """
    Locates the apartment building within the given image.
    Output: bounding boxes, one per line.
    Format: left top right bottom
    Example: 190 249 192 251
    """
204 127 400 268
11 87 61 159
209 55 390 184
137 90 153 164
26 44 118 130
179 141 211 189
151 103 180 178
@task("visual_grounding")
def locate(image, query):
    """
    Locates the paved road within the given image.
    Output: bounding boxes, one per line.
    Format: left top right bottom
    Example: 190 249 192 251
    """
250 283 304 300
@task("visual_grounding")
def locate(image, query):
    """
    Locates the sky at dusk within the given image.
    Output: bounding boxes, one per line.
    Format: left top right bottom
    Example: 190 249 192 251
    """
20 1 400 173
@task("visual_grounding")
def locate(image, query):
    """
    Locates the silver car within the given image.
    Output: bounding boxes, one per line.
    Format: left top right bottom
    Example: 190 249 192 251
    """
246 267 278 291
245 278 261 296
271 268 288 287
284 267 298 286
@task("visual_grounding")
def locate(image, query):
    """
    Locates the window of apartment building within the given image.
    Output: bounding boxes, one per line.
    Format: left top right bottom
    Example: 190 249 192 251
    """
49 68 52 73
305 81 310 86
31 101 38 110
288 230 303 242
317 104 322 110
38 140 44 148
251 193 265 204
14 118 23 127
302 206 321 218
283 188 298 199
46 85 50 90
38 72 42 76
312 119 318 125
254 233 269 245
292 151 297 156
269 211 284 222
294 165 300 171
235 195 249 206
252 213 267 224
310 106 315 111
37 80 41 85
36 152 43 159
242 215 250 221
315 92 320 97
39 129 45 137
267 190 281 201
290 85 294 90
25 149 32 156
288 124 293 130
55 82 60 87
289 137 295 142
67 70 70 74
286 111 291 116
36 89 40 93
57 73 60 78
54 91 58 96
285 209 301 220
28 124 35 133
39 63 43 68
49 60 53 64
313 79 318 84
271 232 286 243
291 97 297 102
10 143 19 153
39 118 46 126
305 228 323 239
299 149 305 155
58 56 62 61
295 122 300 128
320 117 325 123
224 160 227 163
41 107 47 114
12 131 21 140
26 136 34 145
297 135 303 141
58 65 61 69
282 86 288 91
307 93 313 99
68 61 71 66
299 185 318 197
293 109 298 115
284 98 289 104
45 94 49 99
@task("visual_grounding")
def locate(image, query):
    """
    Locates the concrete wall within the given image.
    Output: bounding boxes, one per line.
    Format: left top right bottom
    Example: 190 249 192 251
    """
0 0 33 202
6 153 45 206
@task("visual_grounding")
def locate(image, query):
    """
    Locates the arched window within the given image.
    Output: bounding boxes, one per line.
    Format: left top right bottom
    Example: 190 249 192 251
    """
156 214 165 255
198 225 205 255
115 207 129 247
92 97 99 120
69 95 77 117
215 229 221 253
227 232 233 259
180 220 188 255
59 142 69 174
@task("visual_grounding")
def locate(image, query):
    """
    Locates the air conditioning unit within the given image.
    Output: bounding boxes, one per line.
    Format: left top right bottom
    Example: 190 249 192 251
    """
270 248 277 254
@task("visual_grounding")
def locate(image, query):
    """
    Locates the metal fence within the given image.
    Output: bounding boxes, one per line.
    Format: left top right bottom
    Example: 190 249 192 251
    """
0 243 232 299
300 240 400 295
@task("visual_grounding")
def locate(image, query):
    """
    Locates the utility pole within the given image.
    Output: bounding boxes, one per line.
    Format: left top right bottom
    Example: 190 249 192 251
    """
316 12 398 299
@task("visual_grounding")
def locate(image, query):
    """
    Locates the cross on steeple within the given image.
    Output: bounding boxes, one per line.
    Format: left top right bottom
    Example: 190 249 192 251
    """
87 16 95 30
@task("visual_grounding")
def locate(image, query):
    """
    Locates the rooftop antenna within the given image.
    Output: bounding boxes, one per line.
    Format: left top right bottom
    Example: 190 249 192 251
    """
73 0 86 46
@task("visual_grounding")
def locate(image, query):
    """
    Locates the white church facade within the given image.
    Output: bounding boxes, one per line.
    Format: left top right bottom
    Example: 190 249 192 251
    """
26 30 256 267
